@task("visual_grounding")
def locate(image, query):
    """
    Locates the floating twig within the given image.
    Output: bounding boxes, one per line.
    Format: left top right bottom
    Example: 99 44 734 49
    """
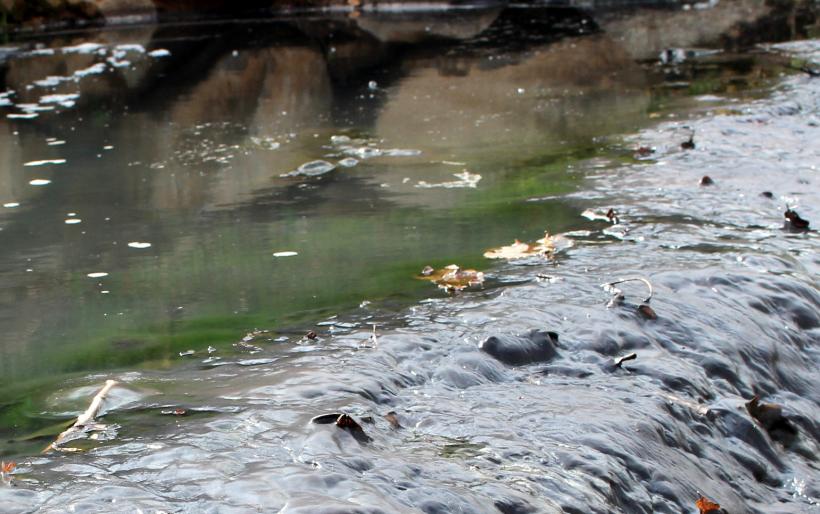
614 353 637 368
44 380 118 453
602 277 654 303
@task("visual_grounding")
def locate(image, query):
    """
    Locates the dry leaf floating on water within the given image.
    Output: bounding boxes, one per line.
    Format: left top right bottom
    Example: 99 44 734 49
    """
695 496 722 513
417 264 484 292
784 208 810 230
384 411 402 429
637 303 658 320
484 232 572 260
746 395 798 445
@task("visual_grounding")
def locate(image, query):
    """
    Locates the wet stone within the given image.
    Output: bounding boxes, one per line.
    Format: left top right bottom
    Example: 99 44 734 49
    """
479 330 560 366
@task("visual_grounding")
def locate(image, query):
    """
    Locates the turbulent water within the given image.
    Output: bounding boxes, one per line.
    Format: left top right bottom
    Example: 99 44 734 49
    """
1 4 819 514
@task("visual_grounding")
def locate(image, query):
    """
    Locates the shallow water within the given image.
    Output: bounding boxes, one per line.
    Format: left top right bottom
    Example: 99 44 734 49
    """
0 3 819 513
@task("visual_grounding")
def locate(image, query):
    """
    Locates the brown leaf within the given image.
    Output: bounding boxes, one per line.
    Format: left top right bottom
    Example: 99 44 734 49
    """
681 137 695 150
306 330 318 340
417 264 484 292
606 208 620 224
484 232 572 260
384 411 402 429
637 304 657 320
695 496 721 513
634 146 654 158
746 395 798 445
483 239 537 260
336 414 372 443
784 208 810 230
699 176 714 186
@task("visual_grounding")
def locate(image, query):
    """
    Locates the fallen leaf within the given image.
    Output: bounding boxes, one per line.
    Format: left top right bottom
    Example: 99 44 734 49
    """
637 303 657 320
417 264 484 292
306 330 318 340
483 232 571 260
336 414 372 443
784 208 810 230
634 146 654 158
695 496 721 513
681 137 695 150
699 176 714 186
605 208 620 224
746 395 798 445
1 461 15 474
384 411 402 429
483 239 540 259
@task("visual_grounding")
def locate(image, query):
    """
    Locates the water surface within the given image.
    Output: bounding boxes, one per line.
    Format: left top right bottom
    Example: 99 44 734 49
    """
0 3 818 513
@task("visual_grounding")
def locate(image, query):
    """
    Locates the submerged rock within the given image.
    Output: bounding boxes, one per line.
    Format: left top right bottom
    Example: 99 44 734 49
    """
479 329 559 366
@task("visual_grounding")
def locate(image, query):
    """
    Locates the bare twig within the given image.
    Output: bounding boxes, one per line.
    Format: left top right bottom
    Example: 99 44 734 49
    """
614 353 637 368
602 277 654 303
44 380 118 453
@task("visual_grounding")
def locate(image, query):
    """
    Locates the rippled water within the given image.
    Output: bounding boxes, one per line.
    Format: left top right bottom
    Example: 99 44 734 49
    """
0 3 819 513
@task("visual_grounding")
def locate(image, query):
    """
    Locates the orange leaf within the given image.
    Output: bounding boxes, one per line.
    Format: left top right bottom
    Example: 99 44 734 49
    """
1 461 15 473
416 264 484 292
696 496 721 513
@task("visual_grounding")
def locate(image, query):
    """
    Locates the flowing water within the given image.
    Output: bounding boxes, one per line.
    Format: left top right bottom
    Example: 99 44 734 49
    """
0 2 819 513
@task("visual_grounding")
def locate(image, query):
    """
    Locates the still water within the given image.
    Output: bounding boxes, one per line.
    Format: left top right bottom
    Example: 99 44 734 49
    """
0 2 819 513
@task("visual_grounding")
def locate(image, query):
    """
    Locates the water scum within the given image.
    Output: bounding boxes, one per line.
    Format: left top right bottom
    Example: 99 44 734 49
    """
0 13 818 514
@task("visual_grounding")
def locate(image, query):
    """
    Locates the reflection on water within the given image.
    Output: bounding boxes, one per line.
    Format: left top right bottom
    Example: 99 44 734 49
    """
0 3 812 446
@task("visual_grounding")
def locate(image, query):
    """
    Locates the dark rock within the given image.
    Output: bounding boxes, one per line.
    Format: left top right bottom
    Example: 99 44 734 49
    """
479 330 559 366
